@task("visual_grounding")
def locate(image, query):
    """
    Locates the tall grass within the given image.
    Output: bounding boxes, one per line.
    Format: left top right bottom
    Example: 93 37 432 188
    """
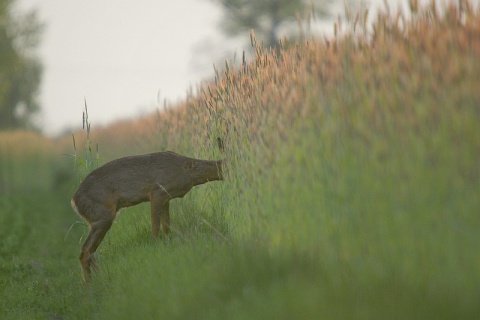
188 1 479 318
82 1 480 318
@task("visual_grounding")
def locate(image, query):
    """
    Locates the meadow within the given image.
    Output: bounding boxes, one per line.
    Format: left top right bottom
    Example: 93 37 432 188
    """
1 1 479 319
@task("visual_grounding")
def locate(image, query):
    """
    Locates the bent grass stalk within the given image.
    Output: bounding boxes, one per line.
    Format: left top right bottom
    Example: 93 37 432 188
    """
64 100 101 241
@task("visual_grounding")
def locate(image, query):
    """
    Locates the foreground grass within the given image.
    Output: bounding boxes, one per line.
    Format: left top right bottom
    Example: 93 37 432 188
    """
1 1 480 319
2 185 477 319
0 191 95 319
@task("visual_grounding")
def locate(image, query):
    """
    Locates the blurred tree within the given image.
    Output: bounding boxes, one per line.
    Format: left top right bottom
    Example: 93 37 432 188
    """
212 0 332 48
0 0 43 130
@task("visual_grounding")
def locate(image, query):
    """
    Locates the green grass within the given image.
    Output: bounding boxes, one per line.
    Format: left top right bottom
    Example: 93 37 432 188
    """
1 1 480 319
0 191 95 319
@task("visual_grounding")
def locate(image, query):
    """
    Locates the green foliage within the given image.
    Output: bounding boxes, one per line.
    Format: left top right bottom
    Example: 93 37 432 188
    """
1 1 479 319
0 0 43 130
0 131 55 192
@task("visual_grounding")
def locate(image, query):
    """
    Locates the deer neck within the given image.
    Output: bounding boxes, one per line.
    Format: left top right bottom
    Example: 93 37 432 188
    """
189 159 223 186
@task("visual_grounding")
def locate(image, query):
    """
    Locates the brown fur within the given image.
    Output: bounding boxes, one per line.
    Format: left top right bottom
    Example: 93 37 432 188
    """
71 151 223 280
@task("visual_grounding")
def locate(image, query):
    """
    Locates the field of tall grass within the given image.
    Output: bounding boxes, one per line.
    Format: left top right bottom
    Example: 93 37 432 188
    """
1 1 479 319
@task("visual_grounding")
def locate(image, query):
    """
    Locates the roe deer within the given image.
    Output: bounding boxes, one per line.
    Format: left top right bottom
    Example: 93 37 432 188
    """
71 151 223 280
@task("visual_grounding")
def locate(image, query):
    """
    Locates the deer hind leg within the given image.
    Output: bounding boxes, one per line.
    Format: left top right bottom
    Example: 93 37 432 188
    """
79 213 113 280
150 190 170 238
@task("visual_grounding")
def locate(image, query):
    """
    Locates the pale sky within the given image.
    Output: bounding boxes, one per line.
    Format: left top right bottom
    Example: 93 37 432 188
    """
16 0 477 136
17 0 229 135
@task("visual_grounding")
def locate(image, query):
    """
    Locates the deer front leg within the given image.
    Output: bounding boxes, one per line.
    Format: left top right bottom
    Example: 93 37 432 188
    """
160 201 170 236
150 190 170 238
